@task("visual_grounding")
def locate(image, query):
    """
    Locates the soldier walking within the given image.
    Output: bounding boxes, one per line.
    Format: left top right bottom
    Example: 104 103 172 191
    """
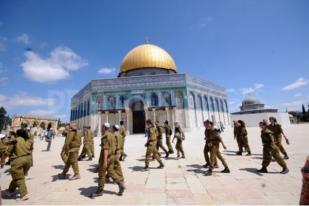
155 121 169 158
257 121 289 174
1 129 33 201
172 122 185 158
235 120 251 156
90 123 125 198
164 121 174 154
78 126 93 161
119 121 127 161
268 117 289 159
203 120 217 168
58 123 82 180
144 120 164 170
205 120 230 175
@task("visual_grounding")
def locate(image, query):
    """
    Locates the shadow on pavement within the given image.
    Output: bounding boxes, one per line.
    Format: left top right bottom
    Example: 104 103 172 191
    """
52 165 64 170
128 166 147 172
78 186 117 198
186 164 205 174
239 168 263 176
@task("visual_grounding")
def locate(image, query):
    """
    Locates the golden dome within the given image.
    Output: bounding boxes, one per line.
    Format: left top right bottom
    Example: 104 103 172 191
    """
119 44 177 73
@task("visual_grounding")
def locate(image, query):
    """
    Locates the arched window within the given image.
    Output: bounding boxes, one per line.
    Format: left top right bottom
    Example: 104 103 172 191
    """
220 99 225 112
209 97 215 111
204 96 209 111
215 98 220 112
120 95 127 108
150 93 159 106
162 92 172 106
197 95 203 110
189 92 196 109
107 96 116 109
224 99 229 112
176 91 184 109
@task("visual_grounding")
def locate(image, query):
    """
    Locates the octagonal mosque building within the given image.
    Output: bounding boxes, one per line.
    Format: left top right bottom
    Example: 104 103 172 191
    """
70 43 230 134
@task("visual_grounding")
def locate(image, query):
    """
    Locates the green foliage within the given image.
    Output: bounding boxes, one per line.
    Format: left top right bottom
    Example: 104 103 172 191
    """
0 107 10 132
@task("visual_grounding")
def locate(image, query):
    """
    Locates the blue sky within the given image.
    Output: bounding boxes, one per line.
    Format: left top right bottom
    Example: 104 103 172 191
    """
0 0 308 122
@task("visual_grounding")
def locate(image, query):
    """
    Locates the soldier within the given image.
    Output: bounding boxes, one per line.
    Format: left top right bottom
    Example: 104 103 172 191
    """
235 120 251 156
21 122 34 167
155 121 169 158
203 120 218 168
164 121 174 154
205 120 230 175
172 122 185 158
119 121 127 161
60 124 70 164
1 129 33 201
78 126 93 161
268 117 289 159
90 123 125 198
111 125 124 179
257 121 289 174
58 123 82 180
144 120 164 170
0 134 7 168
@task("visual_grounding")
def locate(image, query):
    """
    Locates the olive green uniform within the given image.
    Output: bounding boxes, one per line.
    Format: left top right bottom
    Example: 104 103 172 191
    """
61 129 81 175
174 127 185 157
145 126 163 167
156 125 168 155
119 126 126 159
260 129 286 168
98 131 123 191
164 125 174 153
268 124 288 157
236 127 251 154
204 128 217 166
79 129 93 159
5 137 33 198
113 131 124 178
60 129 69 163
208 128 228 169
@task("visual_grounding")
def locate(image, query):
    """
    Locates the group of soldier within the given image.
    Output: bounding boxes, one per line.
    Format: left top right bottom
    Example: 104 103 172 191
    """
0 116 290 201
231 117 289 174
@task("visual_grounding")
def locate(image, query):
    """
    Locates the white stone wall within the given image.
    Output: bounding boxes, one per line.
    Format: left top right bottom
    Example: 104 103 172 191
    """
231 112 291 127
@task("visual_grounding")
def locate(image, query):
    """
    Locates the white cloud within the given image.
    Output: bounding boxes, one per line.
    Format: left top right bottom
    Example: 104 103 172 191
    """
98 67 116 74
16 33 30 45
0 36 8 51
294 93 302 97
0 93 55 108
240 83 264 95
21 46 88 83
282 77 308 91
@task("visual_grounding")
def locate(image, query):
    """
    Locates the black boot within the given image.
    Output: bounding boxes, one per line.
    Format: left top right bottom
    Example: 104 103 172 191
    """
203 163 210 168
280 166 289 174
247 151 252 156
236 151 242 155
90 189 104 198
144 165 149 170
205 168 212 176
284 154 289 160
157 162 164 169
117 182 125 196
257 166 268 173
221 167 230 173
165 152 169 158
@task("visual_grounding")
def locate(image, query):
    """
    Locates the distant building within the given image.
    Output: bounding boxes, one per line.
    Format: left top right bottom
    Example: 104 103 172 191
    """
70 43 230 134
11 115 59 131
231 96 291 127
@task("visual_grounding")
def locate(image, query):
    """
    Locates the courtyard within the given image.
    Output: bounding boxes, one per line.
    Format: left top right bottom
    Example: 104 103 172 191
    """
1 124 308 205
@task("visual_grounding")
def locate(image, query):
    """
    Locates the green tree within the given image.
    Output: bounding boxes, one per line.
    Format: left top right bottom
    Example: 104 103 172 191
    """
0 107 8 132
302 104 306 115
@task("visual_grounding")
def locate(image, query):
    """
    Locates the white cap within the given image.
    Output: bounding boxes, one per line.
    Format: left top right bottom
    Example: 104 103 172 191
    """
0 134 5 139
104 123 110 128
114 125 120 130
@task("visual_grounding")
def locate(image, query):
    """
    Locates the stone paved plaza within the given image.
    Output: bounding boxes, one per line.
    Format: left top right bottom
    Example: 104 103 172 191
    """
1 124 308 205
